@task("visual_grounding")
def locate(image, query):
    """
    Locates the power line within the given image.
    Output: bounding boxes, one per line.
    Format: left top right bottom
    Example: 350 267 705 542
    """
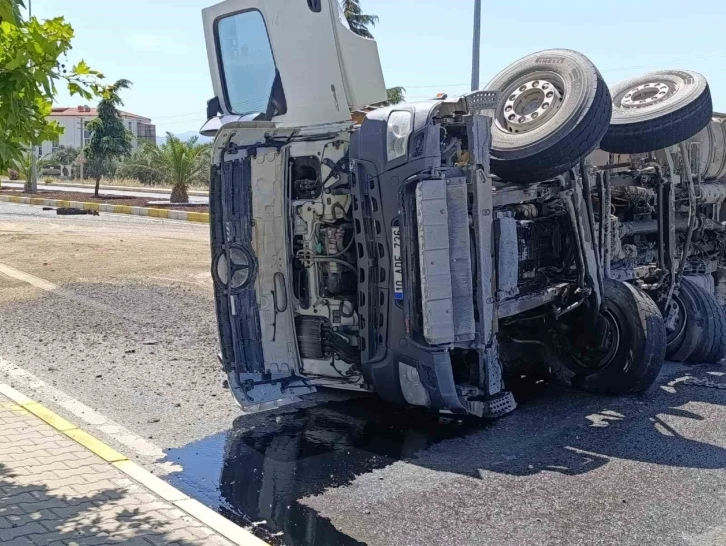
150 53 726 125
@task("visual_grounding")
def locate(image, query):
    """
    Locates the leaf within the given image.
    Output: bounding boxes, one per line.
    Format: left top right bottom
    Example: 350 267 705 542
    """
72 59 90 75
0 12 104 171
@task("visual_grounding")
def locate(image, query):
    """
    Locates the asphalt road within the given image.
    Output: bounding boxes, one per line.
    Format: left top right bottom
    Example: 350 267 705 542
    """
1 180 209 204
2 201 726 546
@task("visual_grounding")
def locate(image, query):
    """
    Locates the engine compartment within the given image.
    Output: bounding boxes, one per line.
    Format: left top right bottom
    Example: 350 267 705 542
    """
289 155 362 381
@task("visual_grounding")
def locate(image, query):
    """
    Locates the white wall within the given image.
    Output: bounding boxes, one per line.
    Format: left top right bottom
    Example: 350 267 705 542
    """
39 114 145 158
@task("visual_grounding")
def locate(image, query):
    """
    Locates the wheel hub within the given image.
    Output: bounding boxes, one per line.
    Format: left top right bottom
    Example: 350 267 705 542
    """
500 78 563 134
665 294 687 347
620 81 673 109
569 310 621 371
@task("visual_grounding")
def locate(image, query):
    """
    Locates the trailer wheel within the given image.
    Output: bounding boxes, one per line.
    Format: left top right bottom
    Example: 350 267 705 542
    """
666 278 708 362
550 279 665 394
601 70 712 154
486 49 612 183
682 278 726 363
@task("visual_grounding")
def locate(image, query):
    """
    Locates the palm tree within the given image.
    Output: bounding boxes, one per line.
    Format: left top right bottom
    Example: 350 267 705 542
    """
342 1 405 106
13 151 48 184
341 0 378 39
386 86 406 105
144 133 211 203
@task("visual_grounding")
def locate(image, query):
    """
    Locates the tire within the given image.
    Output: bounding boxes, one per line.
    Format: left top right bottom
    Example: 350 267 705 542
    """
665 278 701 362
601 70 712 154
685 278 726 363
551 279 666 394
486 49 612 183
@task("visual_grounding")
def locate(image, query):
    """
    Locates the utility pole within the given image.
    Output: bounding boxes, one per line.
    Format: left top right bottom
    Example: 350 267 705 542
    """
471 0 481 92
26 0 39 193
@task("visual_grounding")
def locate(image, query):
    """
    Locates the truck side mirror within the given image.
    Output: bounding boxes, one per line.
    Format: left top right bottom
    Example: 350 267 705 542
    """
207 96 222 121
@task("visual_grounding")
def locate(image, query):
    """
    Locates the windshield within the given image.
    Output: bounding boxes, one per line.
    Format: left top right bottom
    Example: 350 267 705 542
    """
216 10 277 116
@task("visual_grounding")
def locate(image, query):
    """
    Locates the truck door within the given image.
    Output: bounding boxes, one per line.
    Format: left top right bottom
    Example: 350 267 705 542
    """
202 0 387 128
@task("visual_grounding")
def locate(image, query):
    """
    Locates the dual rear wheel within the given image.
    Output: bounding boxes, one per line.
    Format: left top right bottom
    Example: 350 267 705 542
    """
666 277 726 364
549 276 726 396
550 279 666 395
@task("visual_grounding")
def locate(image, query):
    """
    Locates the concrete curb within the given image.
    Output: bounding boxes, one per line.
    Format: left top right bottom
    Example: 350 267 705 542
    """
0 178 209 196
0 194 209 223
43 182 210 197
0 383 268 546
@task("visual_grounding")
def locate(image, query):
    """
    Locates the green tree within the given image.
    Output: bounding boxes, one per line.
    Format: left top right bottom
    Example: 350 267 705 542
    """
12 151 48 182
0 0 22 24
115 143 164 186
84 79 133 197
0 0 103 185
49 145 79 166
386 86 406 105
341 0 405 105
139 134 211 203
341 0 378 39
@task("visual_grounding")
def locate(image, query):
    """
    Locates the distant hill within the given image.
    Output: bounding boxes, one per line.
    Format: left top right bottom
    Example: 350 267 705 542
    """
156 131 213 146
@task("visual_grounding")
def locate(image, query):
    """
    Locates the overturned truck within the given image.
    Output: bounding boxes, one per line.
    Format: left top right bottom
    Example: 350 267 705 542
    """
201 0 724 418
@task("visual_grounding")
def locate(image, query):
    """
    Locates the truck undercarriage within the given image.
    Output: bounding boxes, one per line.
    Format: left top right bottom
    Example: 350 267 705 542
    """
202 0 726 419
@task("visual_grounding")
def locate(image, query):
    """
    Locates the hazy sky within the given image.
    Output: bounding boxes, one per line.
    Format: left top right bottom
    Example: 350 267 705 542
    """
33 0 726 135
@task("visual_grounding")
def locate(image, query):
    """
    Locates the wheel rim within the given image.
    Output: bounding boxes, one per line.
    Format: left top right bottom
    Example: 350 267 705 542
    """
496 71 565 134
665 295 688 348
569 310 622 371
615 80 675 110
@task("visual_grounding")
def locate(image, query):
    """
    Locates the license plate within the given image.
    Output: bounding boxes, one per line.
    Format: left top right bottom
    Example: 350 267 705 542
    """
392 226 403 300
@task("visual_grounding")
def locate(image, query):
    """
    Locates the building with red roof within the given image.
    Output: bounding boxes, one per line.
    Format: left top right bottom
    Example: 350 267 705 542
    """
37 105 156 157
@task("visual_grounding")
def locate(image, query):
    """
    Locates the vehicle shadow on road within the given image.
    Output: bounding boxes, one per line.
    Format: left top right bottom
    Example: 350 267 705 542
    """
165 362 726 546
414 362 726 478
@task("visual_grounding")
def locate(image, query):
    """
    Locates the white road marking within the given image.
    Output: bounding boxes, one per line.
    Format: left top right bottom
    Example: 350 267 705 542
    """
0 262 58 291
0 355 175 467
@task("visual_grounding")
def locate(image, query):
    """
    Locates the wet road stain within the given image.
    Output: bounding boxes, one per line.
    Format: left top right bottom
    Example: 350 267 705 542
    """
164 394 488 545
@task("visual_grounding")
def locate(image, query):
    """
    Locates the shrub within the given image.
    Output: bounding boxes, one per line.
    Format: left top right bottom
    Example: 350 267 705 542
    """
49 145 80 166
115 145 164 186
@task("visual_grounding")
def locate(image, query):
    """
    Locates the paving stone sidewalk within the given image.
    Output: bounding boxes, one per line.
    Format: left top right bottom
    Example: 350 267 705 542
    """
0 393 237 546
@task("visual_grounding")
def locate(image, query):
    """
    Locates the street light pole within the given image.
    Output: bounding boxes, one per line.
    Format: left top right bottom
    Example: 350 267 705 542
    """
471 0 481 92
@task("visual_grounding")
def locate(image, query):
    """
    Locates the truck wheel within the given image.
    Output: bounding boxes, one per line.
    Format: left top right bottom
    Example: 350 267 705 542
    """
666 278 703 362
486 49 612 183
551 279 665 394
600 70 712 154
683 278 726 363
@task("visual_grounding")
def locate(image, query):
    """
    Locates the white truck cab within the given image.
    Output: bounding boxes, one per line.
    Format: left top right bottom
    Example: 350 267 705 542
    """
202 0 386 128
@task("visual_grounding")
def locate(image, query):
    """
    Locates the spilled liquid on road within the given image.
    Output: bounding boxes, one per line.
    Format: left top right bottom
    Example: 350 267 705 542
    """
164 394 487 545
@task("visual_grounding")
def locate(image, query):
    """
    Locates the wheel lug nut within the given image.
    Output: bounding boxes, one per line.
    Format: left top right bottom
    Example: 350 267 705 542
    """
546 91 553 98
508 114 515 121
542 103 549 109
505 105 512 112
518 116 526 122
519 85 527 92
